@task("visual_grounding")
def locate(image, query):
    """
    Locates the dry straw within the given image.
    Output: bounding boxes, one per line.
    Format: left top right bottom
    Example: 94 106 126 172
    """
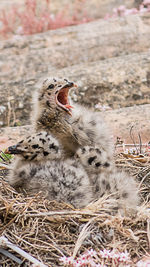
0 153 150 266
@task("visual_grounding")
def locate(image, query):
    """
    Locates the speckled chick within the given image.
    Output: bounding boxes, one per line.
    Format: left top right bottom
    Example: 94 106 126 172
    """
6 132 93 208
6 132 139 214
32 77 114 158
31 78 139 214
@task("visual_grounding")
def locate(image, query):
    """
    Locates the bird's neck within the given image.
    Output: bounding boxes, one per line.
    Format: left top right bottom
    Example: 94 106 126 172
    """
37 106 72 130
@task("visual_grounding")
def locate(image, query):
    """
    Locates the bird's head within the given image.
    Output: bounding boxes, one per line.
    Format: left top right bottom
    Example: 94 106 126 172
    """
38 77 77 116
5 132 60 161
5 140 36 161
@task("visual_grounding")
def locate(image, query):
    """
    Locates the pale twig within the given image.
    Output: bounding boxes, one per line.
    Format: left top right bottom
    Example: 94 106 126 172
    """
116 143 148 147
0 236 47 267
0 248 23 264
28 210 99 217
73 217 96 258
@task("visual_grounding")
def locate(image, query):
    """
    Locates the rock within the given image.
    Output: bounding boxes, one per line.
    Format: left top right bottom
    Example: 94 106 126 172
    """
103 104 150 145
0 104 150 150
51 51 150 109
1 13 150 126
0 14 150 81
48 0 136 19
0 51 150 126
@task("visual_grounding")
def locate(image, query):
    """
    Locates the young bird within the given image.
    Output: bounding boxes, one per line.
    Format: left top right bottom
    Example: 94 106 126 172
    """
6 132 93 208
32 77 114 158
31 78 139 214
6 132 139 214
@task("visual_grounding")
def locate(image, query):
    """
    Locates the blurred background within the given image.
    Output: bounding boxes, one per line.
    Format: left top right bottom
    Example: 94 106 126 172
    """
0 0 150 147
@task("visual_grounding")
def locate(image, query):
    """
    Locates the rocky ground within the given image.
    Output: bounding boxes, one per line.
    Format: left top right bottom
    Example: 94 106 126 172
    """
0 1 150 147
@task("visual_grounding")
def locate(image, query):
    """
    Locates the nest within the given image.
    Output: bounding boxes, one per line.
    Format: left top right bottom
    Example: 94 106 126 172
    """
0 154 150 266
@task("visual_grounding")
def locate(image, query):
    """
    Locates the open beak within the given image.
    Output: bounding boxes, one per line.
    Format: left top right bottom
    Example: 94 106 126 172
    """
5 145 23 155
55 82 77 115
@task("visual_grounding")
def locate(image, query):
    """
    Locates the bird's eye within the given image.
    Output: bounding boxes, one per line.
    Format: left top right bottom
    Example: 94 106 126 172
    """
48 84 54 89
